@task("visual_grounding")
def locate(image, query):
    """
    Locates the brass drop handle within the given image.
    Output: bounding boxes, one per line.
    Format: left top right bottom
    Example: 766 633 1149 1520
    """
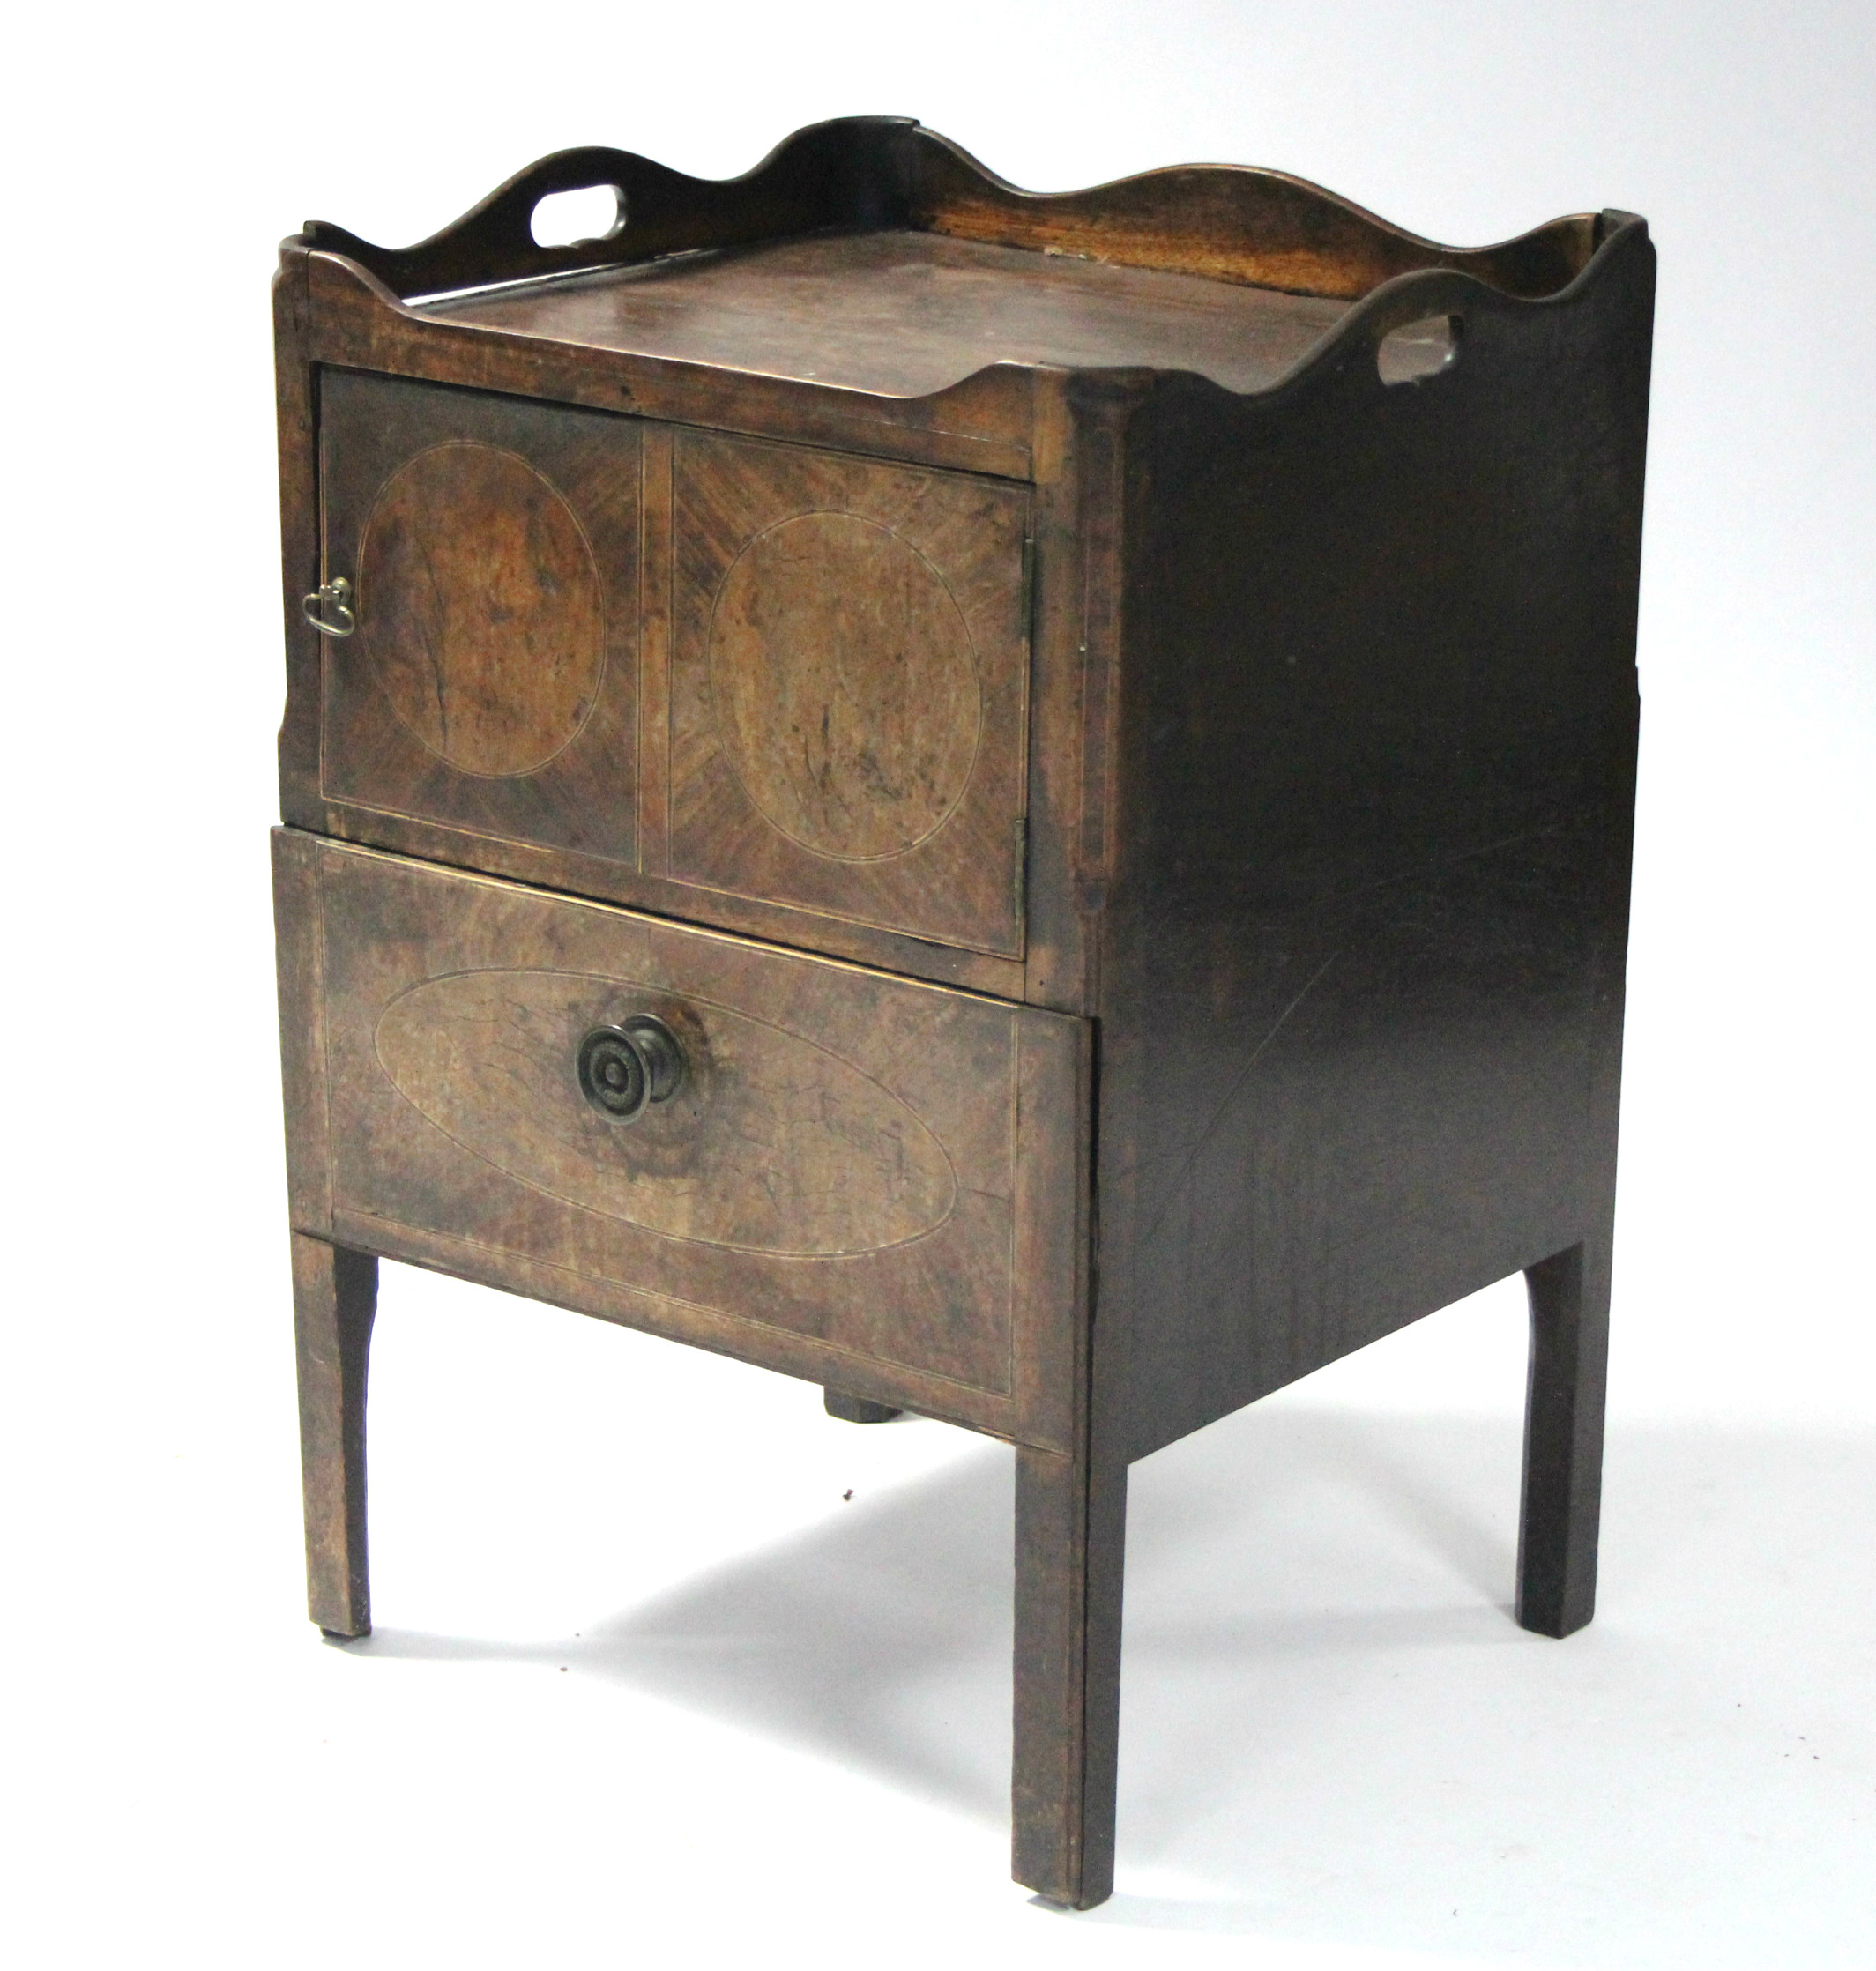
577 1015 686 1123
303 576 356 638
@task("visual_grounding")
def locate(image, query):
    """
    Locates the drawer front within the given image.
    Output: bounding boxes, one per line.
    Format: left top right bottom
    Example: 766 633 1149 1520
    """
274 832 1083 1446
661 429 1032 956
317 371 641 862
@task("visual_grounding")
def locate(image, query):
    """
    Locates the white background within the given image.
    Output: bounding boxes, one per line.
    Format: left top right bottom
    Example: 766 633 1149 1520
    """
4 4 1872 1966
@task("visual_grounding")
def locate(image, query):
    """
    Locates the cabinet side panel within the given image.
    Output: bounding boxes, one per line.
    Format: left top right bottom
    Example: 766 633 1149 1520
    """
1106 233 1655 1459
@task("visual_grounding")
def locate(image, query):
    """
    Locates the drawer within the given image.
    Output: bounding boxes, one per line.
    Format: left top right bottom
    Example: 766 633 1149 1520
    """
310 372 1032 963
273 830 1084 1447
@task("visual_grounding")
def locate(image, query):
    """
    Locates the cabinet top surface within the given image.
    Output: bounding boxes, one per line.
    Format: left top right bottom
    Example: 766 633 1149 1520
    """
416 228 1353 399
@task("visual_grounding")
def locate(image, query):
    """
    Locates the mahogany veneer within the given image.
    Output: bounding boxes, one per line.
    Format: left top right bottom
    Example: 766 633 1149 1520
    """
272 117 1653 1908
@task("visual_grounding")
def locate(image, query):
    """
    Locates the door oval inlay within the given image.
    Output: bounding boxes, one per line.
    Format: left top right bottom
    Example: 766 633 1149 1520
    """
373 969 957 1257
358 442 604 778
706 511 982 861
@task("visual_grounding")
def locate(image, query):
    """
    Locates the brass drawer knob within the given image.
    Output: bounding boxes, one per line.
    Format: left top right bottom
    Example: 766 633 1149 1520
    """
302 576 356 638
577 1015 686 1123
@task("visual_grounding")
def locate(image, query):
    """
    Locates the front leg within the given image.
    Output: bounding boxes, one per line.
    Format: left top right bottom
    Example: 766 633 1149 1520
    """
1012 1444 1127 1908
291 1233 378 1639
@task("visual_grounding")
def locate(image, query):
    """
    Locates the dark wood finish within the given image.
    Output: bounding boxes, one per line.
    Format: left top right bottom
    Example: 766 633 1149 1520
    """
1018 372 1126 1015
1518 1238 1613 1637
1094 224 1653 1462
291 1233 377 1638
300 117 1596 310
274 830 1086 1450
317 371 640 862
301 117 921 302
429 230 1351 400
274 247 323 825
665 430 1031 955
298 797 1038 1004
301 246 1043 480
272 826 331 1229
823 1387 902 1424
355 443 602 775
1012 1444 1126 1908
285 355 1055 999
908 125 1600 302
273 128 1651 1910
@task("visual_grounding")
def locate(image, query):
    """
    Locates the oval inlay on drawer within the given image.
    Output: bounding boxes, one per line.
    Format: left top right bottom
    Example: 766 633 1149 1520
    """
373 969 957 1257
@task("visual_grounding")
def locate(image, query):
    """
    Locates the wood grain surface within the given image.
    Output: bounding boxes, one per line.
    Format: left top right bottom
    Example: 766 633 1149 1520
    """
294 361 1041 997
274 832 1086 1445
275 134 1651 1908
372 965 958 1255
300 245 1043 483
1012 1443 1126 1908
357 441 604 777
707 510 979 861
908 126 1600 302
1094 225 1654 1462
318 370 640 861
664 430 1031 954
304 370 1055 985
291 1233 377 1638
300 116 1597 311
429 229 1351 399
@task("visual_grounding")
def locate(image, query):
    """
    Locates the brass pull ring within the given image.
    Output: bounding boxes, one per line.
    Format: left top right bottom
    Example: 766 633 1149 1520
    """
303 576 356 638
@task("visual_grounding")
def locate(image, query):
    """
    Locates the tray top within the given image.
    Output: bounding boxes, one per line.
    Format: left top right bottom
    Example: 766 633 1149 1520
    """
419 228 1352 399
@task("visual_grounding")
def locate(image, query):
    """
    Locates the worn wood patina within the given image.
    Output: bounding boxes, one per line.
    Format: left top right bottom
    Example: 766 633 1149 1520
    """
274 118 1653 1909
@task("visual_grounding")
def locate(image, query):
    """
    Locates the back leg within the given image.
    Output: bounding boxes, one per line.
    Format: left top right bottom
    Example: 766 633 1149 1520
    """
823 1387 903 1424
1516 1238 1611 1638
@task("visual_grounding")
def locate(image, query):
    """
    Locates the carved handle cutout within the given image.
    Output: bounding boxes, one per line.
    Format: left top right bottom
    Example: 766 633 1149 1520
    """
530 184 625 249
1377 314 1461 384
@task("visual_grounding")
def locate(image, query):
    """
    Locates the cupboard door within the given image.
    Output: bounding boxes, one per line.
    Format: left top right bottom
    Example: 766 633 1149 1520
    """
317 371 639 863
663 430 1031 956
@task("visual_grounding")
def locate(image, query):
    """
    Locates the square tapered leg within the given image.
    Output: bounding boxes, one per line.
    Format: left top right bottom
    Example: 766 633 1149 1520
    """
292 1233 378 1639
1516 1238 1612 1638
1011 1444 1127 1908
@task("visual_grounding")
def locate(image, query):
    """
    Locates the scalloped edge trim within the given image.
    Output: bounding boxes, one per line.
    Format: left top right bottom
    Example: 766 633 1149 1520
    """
296 116 1623 311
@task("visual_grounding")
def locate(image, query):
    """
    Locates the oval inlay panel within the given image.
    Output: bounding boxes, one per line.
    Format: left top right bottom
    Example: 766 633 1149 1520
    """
358 443 604 777
373 970 957 1257
707 512 981 860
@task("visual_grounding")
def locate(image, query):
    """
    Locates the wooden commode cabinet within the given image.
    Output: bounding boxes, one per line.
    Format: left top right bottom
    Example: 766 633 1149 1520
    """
272 118 1653 1908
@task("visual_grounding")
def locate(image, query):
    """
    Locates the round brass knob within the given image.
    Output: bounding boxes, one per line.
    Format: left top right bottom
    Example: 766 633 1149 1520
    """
577 1015 686 1123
